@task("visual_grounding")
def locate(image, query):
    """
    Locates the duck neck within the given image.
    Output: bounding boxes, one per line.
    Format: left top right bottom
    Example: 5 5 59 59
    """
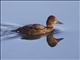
46 24 54 29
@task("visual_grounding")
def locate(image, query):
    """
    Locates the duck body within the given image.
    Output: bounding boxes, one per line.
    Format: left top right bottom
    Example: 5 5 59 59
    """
15 24 53 36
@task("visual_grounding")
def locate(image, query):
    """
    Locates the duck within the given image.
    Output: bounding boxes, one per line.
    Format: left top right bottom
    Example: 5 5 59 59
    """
14 15 63 36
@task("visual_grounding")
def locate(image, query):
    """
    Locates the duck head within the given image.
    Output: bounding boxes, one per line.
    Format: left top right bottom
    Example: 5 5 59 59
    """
46 15 63 28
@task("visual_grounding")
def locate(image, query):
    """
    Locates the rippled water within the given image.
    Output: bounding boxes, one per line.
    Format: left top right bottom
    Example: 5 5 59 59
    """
1 1 79 60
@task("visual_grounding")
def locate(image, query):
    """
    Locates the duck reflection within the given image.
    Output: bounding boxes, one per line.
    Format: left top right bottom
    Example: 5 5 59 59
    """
18 30 63 47
46 30 63 47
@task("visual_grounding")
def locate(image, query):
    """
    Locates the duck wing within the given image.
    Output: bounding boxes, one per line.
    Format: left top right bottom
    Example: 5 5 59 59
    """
19 24 45 30
30 24 46 30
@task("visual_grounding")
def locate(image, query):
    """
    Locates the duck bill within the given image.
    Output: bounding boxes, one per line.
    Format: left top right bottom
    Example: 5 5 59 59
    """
57 20 63 24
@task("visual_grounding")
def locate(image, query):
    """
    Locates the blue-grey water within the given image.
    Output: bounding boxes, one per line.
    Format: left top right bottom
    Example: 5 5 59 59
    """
1 1 79 60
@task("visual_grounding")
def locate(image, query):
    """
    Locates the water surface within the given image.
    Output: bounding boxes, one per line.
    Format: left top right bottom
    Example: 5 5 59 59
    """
1 1 79 60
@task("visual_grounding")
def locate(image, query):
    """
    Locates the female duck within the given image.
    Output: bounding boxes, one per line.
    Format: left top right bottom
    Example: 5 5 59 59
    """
15 15 63 36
